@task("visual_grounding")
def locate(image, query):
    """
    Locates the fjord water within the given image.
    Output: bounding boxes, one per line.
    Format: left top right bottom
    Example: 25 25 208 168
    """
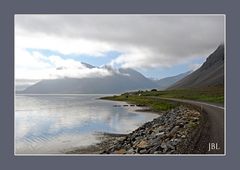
15 94 158 154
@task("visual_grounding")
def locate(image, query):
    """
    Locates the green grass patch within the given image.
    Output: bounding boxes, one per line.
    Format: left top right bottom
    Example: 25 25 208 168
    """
139 87 224 104
101 87 224 110
101 94 177 112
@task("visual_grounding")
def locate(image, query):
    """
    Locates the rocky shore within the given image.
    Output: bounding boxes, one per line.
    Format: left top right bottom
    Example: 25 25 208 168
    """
68 105 203 154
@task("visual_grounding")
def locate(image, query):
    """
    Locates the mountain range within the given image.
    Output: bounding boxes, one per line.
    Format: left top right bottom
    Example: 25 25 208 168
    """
21 67 156 94
18 45 224 94
18 68 189 94
155 71 191 90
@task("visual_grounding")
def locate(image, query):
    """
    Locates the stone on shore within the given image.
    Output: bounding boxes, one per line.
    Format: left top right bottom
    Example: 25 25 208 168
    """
101 105 201 154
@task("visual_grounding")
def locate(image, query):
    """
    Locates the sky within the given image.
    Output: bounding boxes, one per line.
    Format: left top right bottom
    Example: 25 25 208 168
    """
15 15 224 80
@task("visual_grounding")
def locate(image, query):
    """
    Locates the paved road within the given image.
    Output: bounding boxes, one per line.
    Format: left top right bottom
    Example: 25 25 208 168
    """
152 97 225 154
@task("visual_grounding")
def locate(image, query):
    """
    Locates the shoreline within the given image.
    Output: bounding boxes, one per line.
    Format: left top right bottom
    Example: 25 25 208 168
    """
67 103 204 154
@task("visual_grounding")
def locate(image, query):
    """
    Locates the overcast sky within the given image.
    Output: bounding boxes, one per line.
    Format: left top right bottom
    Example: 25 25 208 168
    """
15 15 224 80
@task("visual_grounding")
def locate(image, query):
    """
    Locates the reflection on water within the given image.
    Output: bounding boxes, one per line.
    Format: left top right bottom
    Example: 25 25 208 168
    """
15 94 158 154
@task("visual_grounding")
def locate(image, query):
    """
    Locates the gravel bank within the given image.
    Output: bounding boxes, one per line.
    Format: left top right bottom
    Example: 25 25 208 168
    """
67 105 203 154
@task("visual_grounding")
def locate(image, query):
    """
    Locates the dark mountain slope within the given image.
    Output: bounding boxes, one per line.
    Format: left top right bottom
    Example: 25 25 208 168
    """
168 45 224 89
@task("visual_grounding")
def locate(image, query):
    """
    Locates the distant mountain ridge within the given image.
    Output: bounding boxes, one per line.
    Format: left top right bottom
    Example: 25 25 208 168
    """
168 44 224 89
20 48 220 94
155 71 191 90
22 67 158 94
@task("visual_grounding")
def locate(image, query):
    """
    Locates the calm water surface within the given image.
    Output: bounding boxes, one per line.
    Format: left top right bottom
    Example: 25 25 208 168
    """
15 94 158 154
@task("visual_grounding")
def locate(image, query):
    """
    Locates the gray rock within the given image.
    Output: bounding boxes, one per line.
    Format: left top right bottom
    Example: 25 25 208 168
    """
154 151 162 154
155 132 165 138
168 126 180 137
126 148 134 154
139 149 147 154
161 142 167 149
166 142 175 150
149 138 162 146
148 145 161 154
171 138 182 146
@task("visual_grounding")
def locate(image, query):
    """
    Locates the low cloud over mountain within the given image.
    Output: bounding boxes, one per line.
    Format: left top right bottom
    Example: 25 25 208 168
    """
22 67 158 94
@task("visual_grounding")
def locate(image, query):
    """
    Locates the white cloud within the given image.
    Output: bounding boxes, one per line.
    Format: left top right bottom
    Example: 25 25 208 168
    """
15 48 112 79
15 15 225 79
15 33 113 56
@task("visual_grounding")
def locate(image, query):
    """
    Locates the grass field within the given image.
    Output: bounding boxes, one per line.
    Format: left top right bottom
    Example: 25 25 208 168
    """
101 86 224 111
139 87 224 104
101 95 178 112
